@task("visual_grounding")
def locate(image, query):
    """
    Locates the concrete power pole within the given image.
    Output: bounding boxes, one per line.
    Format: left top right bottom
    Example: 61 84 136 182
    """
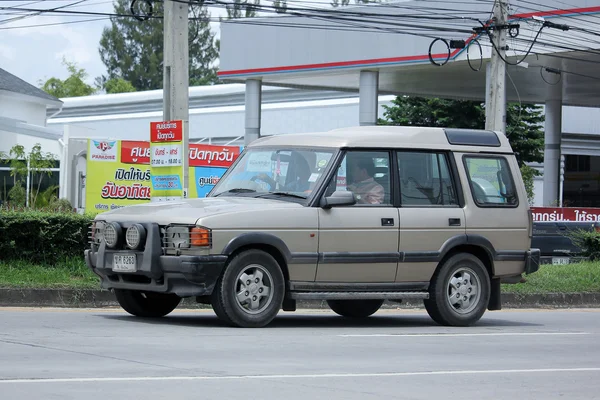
485 0 508 134
163 0 190 197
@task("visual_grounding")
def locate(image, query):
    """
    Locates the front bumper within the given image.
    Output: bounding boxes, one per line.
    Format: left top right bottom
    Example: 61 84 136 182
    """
85 249 228 297
525 248 541 275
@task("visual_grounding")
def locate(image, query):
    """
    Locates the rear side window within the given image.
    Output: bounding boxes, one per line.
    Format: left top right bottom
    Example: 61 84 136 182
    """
397 151 459 207
463 156 518 207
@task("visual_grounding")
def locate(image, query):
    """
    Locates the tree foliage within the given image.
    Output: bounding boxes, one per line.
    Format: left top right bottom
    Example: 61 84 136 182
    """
98 0 219 91
222 0 260 19
5 144 58 208
104 78 137 94
378 96 545 166
39 58 96 98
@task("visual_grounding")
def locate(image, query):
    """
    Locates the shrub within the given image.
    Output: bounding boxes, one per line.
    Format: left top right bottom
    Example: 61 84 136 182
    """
567 228 600 261
0 209 93 264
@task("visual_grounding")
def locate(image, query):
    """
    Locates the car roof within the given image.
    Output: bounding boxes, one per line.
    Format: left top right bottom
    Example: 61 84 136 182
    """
247 126 514 153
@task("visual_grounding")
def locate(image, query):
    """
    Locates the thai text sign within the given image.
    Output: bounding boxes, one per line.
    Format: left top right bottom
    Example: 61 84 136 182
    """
531 207 600 222
150 120 184 201
86 139 241 213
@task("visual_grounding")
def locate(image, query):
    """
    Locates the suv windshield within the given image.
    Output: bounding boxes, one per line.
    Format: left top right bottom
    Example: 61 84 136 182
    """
210 147 336 201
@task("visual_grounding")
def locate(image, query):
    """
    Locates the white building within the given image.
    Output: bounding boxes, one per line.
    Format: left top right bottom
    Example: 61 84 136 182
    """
0 68 63 205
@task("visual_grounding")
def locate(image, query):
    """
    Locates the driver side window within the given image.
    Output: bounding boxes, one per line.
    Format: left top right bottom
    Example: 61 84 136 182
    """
324 151 392 206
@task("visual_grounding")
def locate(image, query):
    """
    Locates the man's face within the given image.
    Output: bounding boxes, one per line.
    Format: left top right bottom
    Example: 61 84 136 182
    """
348 162 368 183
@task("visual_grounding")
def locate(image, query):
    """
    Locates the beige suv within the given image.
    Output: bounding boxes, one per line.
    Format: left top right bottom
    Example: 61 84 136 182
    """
86 126 540 328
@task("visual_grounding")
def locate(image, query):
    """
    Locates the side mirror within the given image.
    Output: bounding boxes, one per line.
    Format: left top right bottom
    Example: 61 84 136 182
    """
320 190 356 209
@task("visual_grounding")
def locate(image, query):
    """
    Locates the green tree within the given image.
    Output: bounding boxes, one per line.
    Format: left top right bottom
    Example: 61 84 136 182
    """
100 77 137 94
6 144 57 208
222 0 260 19
98 0 219 90
39 58 96 98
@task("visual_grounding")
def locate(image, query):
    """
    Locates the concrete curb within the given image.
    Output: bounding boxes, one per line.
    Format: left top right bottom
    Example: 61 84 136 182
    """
1 288 599 309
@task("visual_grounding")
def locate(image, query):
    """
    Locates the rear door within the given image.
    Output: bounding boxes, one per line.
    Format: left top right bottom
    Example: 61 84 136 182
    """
396 150 466 283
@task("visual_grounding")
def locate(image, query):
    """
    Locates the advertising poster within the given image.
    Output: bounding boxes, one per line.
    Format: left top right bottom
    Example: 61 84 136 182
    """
189 144 242 197
86 139 242 214
85 139 152 213
149 120 184 201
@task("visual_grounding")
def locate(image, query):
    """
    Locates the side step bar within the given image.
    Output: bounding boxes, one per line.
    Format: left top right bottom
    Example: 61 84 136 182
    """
289 291 429 300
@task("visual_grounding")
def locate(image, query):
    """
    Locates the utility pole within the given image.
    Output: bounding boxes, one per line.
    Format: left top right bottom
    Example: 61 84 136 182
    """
163 0 190 198
485 0 508 134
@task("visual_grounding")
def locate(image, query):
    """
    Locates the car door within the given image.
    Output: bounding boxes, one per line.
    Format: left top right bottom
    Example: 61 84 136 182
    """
458 153 530 274
316 150 399 283
396 150 466 283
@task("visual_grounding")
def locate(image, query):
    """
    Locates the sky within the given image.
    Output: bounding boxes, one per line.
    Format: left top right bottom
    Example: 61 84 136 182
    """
0 0 229 89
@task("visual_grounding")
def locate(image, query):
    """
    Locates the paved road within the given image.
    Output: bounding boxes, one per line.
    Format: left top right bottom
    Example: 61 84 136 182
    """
1 307 599 399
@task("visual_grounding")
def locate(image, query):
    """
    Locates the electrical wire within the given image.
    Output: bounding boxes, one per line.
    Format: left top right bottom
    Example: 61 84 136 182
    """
0 14 108 28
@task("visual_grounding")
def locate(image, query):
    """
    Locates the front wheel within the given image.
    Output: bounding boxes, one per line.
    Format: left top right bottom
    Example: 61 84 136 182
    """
424 253 490 327
114 289 181 318
211 250 285 328
327 299 384 318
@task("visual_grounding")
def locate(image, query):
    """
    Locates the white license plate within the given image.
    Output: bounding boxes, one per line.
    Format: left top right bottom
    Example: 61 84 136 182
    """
552 257 570 265
113 254 137 272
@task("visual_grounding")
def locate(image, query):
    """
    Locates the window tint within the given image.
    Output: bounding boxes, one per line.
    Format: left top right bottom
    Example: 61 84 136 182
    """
464 156 518 207
325 151 392 205
398 151 458 206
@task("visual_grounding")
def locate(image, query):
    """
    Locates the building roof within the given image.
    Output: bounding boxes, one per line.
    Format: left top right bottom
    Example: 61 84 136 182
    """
0 67 62 105
218 0 600 108
248 125 514 153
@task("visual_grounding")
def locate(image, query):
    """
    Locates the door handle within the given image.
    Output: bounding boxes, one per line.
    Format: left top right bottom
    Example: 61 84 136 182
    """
381 218 394 226
449 218 461 226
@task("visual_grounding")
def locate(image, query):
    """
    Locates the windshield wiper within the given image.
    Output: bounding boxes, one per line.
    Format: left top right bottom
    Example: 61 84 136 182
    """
256 191 307 199
214 188 257 196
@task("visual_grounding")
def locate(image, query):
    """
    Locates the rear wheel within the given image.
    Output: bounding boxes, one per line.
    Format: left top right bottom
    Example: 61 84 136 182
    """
114 289 181 318
327 299 384 318
424 253 490 326
211 249 285 328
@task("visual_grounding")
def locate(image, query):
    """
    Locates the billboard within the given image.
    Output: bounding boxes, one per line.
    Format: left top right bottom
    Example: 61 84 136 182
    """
531 207 600 222
86 139 241 213
149 120 185 201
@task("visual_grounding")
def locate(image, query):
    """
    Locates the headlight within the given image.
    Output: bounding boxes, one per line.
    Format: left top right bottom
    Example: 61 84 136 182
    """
103 222 122 248
126 224 146 250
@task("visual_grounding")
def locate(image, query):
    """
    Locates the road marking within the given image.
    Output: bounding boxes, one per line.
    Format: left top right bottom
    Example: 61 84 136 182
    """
1 367 599 384
338 332 591 338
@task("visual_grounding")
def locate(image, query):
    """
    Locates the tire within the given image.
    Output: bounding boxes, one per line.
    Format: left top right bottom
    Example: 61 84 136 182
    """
114 289 181 318
210 249 285 328
327 299 384 318
424 253 490 327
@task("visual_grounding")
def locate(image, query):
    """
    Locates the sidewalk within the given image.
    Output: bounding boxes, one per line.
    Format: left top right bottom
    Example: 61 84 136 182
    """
1 288 599 309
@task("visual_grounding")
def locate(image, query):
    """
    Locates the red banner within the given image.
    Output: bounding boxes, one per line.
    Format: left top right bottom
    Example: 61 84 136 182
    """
120 140 150 164
118 142 240 168
531 207 600 222
150 120 183 143
189 144 241 168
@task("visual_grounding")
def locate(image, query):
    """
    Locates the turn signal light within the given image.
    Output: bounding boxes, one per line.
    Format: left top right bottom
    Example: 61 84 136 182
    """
190 227 211 247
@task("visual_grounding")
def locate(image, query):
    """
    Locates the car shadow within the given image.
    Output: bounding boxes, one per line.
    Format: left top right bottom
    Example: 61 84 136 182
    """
98 310 543 329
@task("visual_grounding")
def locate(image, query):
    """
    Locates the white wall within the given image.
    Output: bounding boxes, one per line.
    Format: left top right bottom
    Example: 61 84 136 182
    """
0 96 47 126
48 97 395 142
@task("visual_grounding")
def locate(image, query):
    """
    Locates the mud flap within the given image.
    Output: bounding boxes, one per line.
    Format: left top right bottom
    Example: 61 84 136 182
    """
488 277 502 311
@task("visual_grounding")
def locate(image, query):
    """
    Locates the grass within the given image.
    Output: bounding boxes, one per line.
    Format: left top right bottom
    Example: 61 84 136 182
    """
0 258 599 294
501 261 600 294
0 257 99 289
